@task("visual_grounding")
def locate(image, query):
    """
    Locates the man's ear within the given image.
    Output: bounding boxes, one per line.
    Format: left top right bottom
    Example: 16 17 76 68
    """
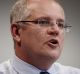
11 24 21 42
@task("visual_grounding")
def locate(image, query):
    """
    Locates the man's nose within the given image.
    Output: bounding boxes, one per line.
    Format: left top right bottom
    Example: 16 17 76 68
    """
47 24 60 36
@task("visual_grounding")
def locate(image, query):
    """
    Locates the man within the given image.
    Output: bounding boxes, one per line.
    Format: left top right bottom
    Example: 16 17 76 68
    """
0 0 80 74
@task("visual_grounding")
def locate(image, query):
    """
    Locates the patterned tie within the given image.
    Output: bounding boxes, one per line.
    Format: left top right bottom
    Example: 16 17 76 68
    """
40 71 50 74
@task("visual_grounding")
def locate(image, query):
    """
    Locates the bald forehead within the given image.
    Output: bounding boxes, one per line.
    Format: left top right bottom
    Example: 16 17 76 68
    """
27 0 55 4
27 0 64 15
27 0 59 9
27 0 64 20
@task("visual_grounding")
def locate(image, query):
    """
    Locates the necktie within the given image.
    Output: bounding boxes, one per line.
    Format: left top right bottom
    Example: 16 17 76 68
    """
40 71 50 74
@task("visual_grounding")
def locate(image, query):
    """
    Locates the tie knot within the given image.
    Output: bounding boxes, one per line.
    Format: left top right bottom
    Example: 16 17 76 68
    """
40 71 50 74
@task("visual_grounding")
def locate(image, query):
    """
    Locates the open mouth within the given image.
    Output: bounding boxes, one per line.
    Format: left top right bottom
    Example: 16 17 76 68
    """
47 39 59 48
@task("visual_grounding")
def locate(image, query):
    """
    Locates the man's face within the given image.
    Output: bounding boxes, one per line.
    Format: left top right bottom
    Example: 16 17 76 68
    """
19 1 65 62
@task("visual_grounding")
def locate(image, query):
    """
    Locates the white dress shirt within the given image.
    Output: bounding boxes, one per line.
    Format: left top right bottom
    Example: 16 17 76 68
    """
0 55 80 74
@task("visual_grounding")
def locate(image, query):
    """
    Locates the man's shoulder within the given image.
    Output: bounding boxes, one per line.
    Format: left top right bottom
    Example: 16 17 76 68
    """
54 63 80 74
0 60 10 74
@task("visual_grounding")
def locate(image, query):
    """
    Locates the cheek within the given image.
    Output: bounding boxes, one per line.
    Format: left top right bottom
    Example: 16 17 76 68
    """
30 28 46 44
59 32 64 47
20 28 47 56
20 28 46 49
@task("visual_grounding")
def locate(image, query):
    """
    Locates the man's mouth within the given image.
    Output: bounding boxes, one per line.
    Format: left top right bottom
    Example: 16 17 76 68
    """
47 39 59 49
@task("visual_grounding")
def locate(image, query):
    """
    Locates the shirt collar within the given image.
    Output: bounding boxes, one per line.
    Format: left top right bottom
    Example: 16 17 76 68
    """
10 55 57 74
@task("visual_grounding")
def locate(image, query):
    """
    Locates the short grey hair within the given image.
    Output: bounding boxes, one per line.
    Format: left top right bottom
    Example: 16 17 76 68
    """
10 0 42 24
10 0 28 24
10 0 59 24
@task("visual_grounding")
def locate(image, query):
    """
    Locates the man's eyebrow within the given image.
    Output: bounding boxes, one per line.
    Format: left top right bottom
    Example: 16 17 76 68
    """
33 16 52 21
57 18 65 22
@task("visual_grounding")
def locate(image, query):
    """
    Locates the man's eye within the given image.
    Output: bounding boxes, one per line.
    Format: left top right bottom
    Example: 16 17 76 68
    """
38 20 49 24
58 22 65 29
34 18 50 26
